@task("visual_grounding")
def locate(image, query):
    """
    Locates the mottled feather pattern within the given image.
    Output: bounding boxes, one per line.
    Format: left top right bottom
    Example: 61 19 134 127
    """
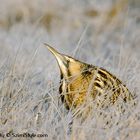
60 64 134 111
45 44 136 122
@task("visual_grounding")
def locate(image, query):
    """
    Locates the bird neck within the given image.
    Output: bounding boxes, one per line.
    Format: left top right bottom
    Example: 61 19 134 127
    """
61 61 87 80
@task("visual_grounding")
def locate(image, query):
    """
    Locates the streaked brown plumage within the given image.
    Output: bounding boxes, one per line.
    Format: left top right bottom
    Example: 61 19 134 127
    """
45 44 136 119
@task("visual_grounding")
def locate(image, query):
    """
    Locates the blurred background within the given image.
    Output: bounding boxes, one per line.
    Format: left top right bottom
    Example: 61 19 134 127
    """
0 0 140 139
0 0 139 79
0 0 139 87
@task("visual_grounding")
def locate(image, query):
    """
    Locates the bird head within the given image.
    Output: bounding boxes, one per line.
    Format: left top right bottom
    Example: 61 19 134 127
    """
45 44 84 79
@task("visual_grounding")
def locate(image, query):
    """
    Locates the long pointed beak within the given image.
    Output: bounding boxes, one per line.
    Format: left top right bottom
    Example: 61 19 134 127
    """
44 43 68 68
44 43 60 57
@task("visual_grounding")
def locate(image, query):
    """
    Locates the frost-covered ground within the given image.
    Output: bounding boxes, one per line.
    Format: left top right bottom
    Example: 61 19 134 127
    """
0 0 140 140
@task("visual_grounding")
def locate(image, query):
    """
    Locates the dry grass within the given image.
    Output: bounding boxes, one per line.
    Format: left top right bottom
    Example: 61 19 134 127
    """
0 0 140 139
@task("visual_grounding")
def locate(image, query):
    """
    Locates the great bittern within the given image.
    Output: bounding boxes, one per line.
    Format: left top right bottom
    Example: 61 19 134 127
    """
45 44 136 119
